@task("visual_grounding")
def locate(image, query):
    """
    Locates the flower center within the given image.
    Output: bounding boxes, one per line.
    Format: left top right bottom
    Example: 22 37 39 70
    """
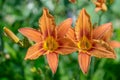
43 36 58 51
77 36 92 51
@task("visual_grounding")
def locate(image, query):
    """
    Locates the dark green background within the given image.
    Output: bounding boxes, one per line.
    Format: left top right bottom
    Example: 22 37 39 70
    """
0 0 120 80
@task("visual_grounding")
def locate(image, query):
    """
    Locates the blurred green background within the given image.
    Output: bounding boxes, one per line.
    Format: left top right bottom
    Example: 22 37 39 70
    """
0 0 120 80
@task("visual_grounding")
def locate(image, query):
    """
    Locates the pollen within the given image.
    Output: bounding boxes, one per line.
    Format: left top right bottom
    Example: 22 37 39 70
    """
43 36 58 51
77 36 92 51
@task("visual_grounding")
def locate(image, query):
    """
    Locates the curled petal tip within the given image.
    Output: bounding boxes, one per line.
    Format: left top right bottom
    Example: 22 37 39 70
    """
43 8 49 13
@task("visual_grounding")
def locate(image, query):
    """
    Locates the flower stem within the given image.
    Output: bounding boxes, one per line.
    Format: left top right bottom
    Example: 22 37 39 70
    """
98 12 104 25
0 28 4 53
90 57 95 76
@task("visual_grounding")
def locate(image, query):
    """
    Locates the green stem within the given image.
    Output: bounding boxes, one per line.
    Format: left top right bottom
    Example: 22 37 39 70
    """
89 12 104 79
0 27 4 53
53 0 60 24
90 57 95 77
98 12 104 25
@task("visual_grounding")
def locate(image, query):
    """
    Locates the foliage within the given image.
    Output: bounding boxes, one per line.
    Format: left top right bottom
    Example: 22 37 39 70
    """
0 0 120 80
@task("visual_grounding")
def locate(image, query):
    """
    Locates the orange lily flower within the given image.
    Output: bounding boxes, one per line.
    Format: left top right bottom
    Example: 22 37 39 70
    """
93 23 120 48
66 8 118 74
69 0 76 3
19 8 76 74
94 0 107 12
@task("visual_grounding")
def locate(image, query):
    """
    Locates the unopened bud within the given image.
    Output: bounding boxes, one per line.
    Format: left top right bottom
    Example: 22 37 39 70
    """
102 3 107 12
3 27 23 46
4 27 19 43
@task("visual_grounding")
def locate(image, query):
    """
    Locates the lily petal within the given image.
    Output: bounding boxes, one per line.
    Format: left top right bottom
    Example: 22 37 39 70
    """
75 8 92 40
93 23 112 41
39 8 56 38
91 40 116 59
25 43 45 60
19 28 42 43
109 41 120 48
66 27 76 42
46 52 58 74
56 38 77 54
78 52 91 74
57 18 72 38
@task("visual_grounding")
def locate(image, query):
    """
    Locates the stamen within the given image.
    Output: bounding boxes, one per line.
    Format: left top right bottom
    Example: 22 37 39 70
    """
43 36 58 51
77 36 92 51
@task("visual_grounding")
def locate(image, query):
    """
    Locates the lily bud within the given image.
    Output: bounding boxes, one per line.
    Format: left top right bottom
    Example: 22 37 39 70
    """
102 3 107 12
3 27 23 46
